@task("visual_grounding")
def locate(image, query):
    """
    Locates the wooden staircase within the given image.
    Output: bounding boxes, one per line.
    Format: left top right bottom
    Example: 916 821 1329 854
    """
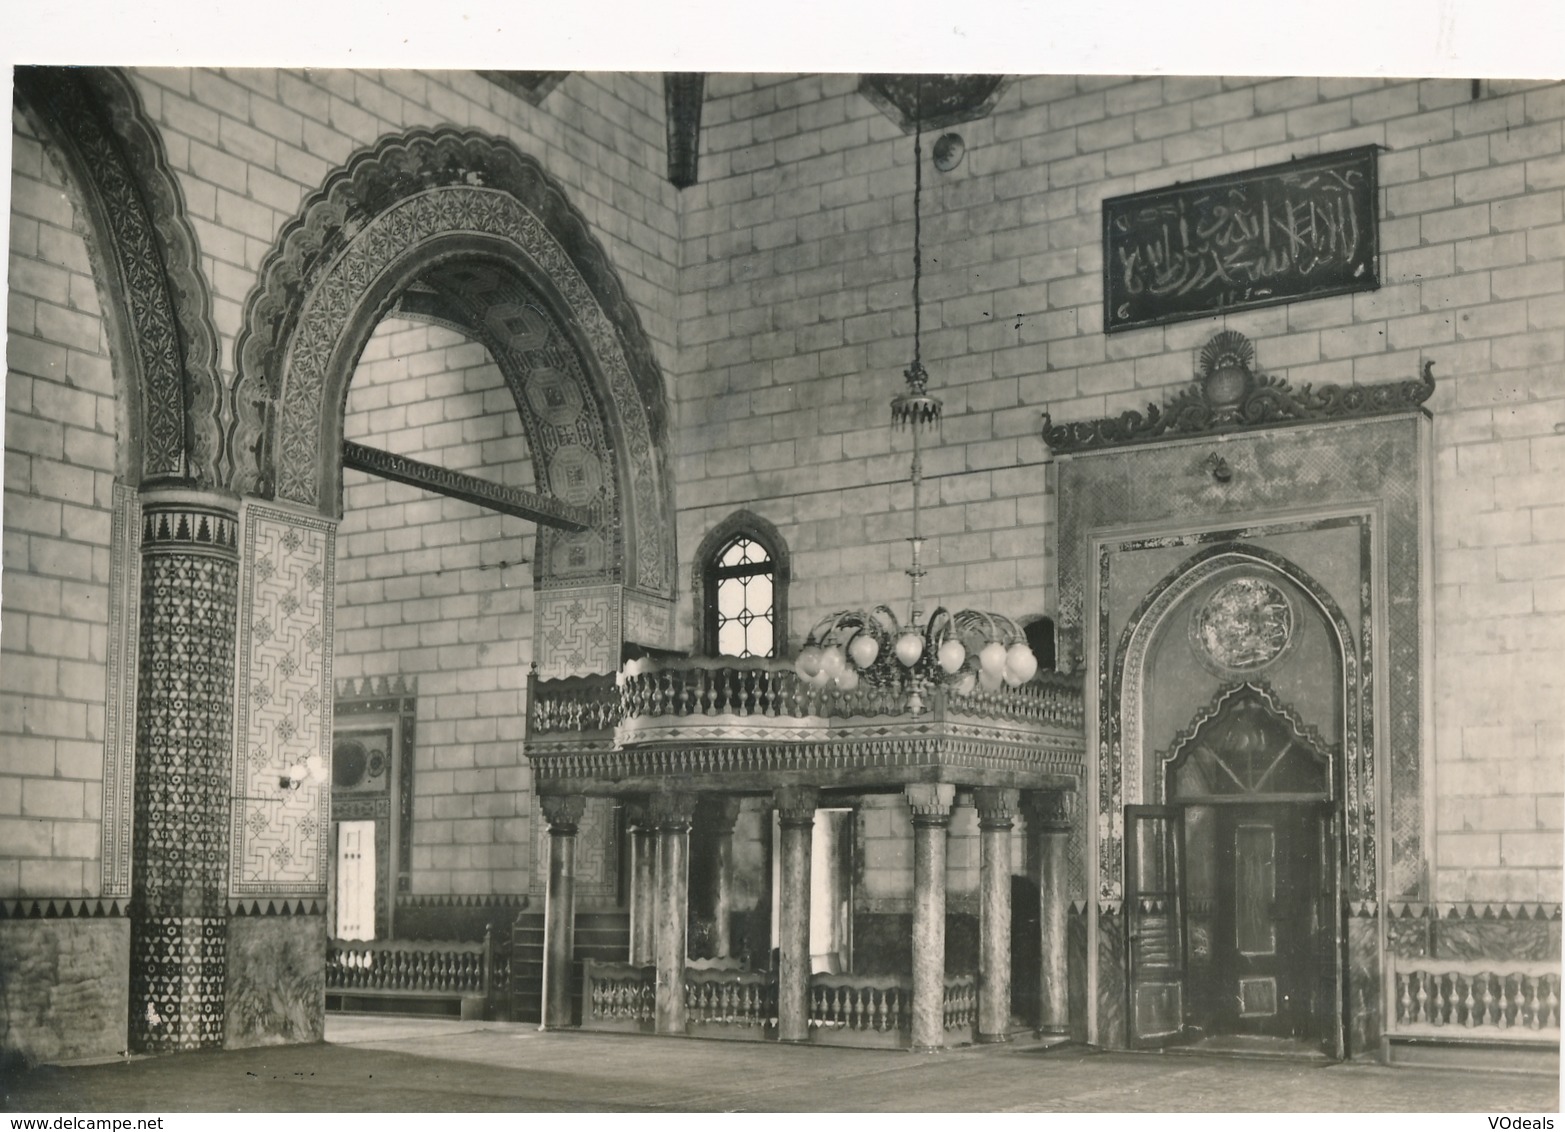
508 909 630 1024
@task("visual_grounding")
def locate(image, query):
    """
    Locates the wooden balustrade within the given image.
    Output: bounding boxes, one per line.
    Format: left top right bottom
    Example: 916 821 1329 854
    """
610 656 1086 730
684 966 777 1039
527 673 620 736
942 974 977 1041
1390 958 1560 1037
808 973 912 1047
580 960 656 1032
326 938 489 995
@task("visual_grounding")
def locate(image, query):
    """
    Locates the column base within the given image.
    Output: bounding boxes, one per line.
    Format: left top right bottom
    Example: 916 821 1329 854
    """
909 1043 945 1054
977 1031 1012 1044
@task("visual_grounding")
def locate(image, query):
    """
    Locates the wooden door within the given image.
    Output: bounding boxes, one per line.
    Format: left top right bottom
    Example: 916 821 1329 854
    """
1213 805 1313 1038
335 820 376 941
1125 805 1188 1048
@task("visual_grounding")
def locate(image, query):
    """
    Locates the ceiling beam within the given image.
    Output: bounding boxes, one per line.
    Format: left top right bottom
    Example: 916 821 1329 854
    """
342 440 594 531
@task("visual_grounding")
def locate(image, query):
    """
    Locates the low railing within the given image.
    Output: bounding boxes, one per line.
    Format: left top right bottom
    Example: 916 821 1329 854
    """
686 962 776 1039
808 973 912 1047
528 672 621 735
581 960 656 1032
1390 958 1560 1037
326 933 495 1017
942 974 978 1042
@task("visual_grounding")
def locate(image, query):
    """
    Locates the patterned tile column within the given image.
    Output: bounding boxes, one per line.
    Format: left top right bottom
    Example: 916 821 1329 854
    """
129 489 240 1053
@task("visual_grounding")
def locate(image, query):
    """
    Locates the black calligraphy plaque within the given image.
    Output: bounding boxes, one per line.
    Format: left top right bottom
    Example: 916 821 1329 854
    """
1103 146 1379 332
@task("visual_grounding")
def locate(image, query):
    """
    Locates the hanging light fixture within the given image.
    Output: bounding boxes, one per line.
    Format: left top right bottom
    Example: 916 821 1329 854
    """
794 77 1038 713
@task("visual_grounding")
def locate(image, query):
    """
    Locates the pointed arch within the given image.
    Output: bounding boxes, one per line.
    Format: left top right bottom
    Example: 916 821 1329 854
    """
13 66 223 486
693 510 792 657
236 127 677 599
1099 540 1373 903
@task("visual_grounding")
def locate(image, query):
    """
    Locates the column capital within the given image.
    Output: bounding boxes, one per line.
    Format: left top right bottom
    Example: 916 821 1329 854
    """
1024 788 1074 831
774 785 819 827
905 783 956 823
973 786 1021 830
622 797 650 830
647 789 699 830
699 794 744 834
539 793 587 832
139 487 240 559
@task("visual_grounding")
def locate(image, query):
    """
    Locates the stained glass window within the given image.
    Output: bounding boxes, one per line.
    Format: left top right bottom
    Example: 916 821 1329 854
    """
711 536 775 658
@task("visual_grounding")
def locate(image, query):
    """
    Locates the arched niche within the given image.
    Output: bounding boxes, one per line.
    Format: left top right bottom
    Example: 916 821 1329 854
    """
1103 543 1373 905
236 127 678 602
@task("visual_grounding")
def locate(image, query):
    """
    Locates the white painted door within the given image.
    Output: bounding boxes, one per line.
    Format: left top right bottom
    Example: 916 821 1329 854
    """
335 820 376 940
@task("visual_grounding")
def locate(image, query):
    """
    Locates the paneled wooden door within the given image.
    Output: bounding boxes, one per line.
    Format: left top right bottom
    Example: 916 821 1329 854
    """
1125 805 1189 1048
1211 803 1319 1039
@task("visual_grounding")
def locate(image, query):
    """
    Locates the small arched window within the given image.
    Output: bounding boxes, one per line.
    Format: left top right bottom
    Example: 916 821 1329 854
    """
697 512 790 659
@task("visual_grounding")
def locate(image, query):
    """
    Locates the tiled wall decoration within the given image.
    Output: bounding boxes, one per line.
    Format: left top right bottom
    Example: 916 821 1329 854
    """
534 584 622 678
230 502 337 898
623 591 676 651
101 482 142 899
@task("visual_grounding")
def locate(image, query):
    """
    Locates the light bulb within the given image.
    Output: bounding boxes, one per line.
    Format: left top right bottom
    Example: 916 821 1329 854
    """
979 641 1008 676
795 645 823 678
936 638 966 674
848 633 880 669
894 632 924 667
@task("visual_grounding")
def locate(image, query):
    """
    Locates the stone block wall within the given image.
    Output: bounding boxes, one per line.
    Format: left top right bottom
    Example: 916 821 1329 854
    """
676 74 1565 906
124 68 682 380
334 317 536 896
2 111 117 900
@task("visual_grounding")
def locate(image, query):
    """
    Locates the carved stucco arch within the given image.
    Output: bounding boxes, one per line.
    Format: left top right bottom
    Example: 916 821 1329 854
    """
1099 542 1373 903
236 127 677 599
13 66 224 486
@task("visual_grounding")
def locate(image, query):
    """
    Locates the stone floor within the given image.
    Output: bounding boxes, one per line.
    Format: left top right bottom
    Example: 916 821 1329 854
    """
3 1016 1558 1113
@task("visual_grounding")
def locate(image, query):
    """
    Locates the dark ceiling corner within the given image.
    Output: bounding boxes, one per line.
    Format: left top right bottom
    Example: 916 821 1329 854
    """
480 71 571 106
858 74 1013 133
665 73 706 189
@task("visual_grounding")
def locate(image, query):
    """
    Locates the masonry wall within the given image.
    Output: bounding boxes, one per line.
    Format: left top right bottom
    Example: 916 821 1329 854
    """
335 317 536 897
123 68 682 391
675 75 1565 905
2 110 116 900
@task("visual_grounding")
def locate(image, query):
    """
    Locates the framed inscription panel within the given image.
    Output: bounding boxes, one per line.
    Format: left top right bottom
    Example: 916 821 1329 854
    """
1103 146 1379 332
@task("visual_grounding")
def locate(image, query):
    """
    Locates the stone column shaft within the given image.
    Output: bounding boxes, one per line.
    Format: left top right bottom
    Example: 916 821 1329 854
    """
650 792 697 1034
1028 790 1073 1034
907 783 955 1052
625 801 656 965
129 491 240 1053
775 786 818 1043
540 794 585 1030
975 787 1019 1043
704 796 743 958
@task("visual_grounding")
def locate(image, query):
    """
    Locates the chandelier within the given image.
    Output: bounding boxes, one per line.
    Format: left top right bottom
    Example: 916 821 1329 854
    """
794 80 1037 712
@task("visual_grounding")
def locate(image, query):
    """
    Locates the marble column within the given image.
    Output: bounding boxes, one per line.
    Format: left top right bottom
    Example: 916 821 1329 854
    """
129 489 240 1053
539 794 585 1030
650 791 697 1034
1026 789 1073 1034
624 799 656 965
702 795 744 958
906 783 955 1052
974 787 1019 1043
775 785 819 1043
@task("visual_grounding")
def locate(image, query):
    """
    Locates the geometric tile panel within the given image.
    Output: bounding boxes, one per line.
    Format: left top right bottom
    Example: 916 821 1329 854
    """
534 583 621 678
129 915 226 1052
530 794 619 900
101 481 142 898
230 502 337 897
623 591 676 651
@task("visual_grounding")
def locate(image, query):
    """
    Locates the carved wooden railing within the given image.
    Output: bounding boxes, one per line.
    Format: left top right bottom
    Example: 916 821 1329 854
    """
326 933 494 1015
942 973 978 1042
1390 957 1560 1038
528 672 621 735
613 657 1086 728
685 961 777 1039
808 973 912 1047
580 960 656 1032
